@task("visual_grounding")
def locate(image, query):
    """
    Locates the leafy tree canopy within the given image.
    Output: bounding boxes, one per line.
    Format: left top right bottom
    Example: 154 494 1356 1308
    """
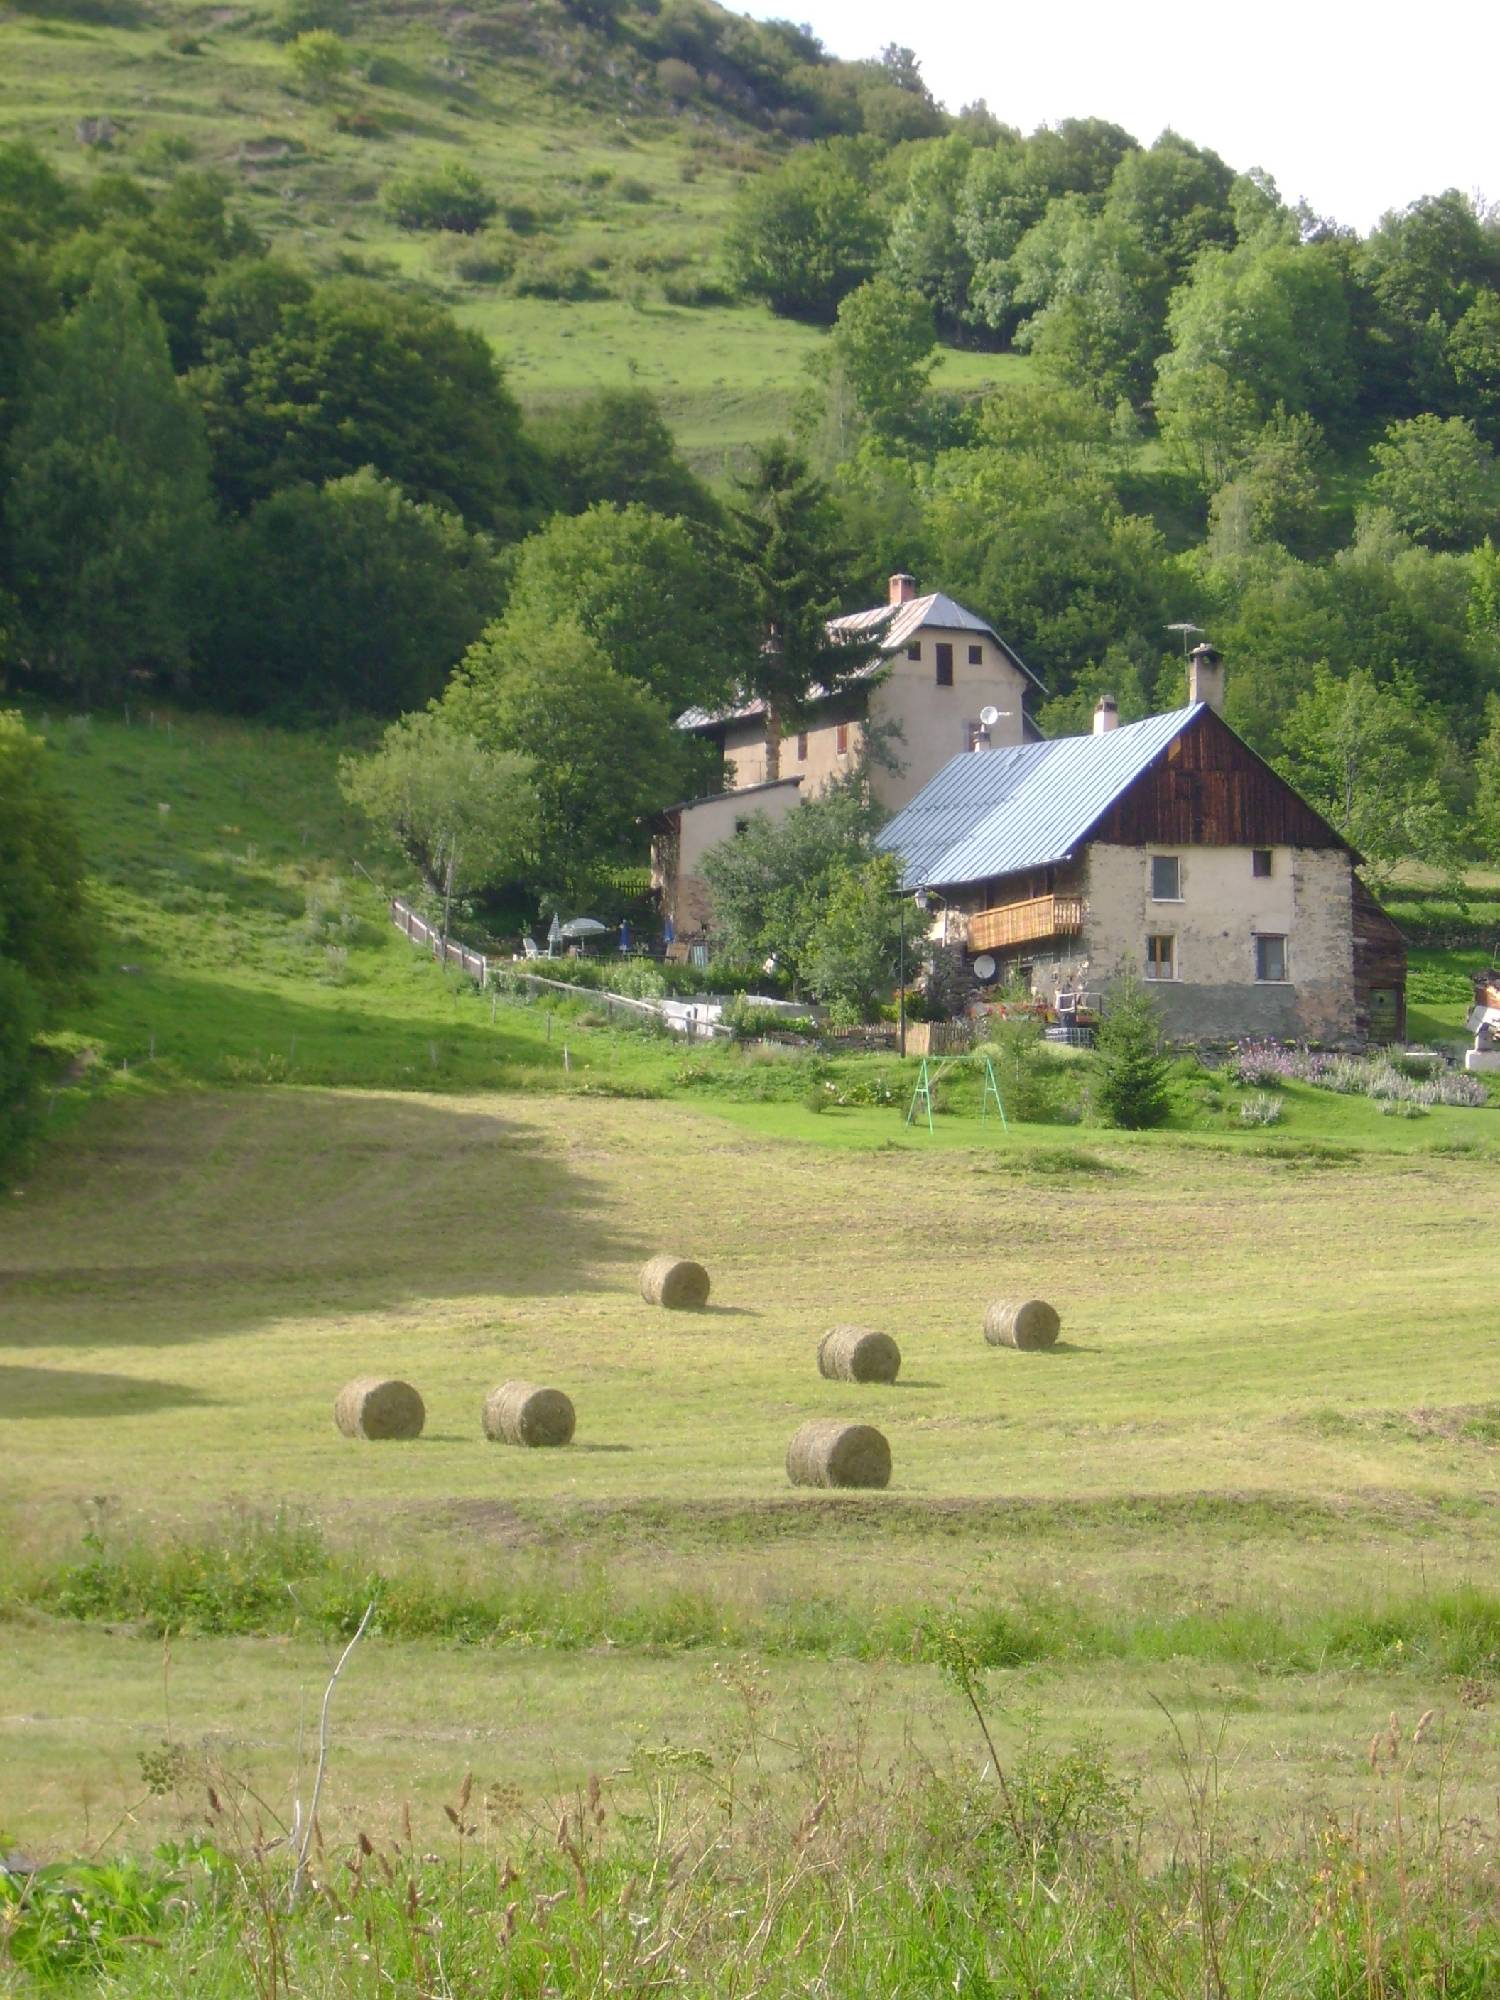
446 618 691 897
0 712 94 1175
191 279 551 534
1368 414 1499 550
1277 664 1465 885
723 140 884 322
339 709 538 906
208 467 506 716
499 503 752 717
699 772 898 1006
531 387 717 524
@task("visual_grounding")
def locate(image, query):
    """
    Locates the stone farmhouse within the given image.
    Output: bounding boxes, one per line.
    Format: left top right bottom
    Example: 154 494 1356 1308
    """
874 646 1407 1044
651 574 1045 939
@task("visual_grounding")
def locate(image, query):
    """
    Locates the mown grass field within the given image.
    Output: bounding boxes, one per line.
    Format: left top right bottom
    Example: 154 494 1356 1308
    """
5 1080 1500 1852
5 703 1500 1944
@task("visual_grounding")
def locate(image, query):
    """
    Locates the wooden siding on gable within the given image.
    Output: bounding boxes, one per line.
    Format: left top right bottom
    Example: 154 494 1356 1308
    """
1351 876 1408 1039
1089 708 1348 852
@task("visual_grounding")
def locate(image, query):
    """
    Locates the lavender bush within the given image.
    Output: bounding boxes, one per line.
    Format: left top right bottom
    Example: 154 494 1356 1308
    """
1224 1042 1487 1109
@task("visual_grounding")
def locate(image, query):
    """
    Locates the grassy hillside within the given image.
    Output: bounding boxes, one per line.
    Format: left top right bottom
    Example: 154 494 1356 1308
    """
1 0 1026 463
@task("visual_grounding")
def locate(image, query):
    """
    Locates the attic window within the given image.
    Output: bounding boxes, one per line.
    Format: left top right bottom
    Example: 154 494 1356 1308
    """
796 732 808 762
1253 848 1272 877
935 643 954 687
907 642 921 661
968 644 983 664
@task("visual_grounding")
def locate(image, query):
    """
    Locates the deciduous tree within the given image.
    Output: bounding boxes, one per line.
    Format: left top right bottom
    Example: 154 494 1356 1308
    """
446 619 689 896
210 468 506 715
339 710 537 912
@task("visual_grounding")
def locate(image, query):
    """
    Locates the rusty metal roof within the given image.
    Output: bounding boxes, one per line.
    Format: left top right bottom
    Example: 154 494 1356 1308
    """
875 707 1204 889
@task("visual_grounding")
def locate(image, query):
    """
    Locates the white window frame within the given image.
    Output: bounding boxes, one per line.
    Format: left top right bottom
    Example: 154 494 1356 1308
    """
1150 854 1183 902
1144 933 1177 981
1254 933 1289 984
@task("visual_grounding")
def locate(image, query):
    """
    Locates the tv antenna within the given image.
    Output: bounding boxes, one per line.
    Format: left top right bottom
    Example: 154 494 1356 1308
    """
1166 622 1204 656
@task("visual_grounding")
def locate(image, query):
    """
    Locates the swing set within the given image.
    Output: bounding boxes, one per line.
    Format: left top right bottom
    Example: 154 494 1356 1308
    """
906 1052 1008 1134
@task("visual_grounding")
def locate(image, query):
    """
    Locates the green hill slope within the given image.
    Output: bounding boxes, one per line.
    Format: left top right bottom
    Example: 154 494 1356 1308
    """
2 0 1021 460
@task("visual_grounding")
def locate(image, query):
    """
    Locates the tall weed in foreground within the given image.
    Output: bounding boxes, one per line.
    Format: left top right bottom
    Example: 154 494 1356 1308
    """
3 1693 1496 1996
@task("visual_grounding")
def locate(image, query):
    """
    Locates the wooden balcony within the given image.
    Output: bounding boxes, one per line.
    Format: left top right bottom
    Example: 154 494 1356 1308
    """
967 894 1085 953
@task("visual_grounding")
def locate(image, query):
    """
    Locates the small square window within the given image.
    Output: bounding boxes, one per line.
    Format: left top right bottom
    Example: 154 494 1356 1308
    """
1145 934 1175 980
968 643 983 665
796 731 808 762
836 722 849 755
1151 855 1181 901
906 643 921 661
935 642 954 687
1255 934 1287 982
1252 848 1273 878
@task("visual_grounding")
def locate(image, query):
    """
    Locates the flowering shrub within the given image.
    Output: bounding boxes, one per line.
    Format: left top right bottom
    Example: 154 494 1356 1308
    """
1225 1042 1487 1109
1239 1093 1283 1126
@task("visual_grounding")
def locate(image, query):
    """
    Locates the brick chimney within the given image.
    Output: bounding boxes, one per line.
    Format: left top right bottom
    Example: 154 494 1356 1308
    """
1188 642 1224 713
888 572 917 605
1093 695 1119 735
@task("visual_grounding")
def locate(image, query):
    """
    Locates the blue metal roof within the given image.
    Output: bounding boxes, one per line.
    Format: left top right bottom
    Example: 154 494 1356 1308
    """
875 707 1203 890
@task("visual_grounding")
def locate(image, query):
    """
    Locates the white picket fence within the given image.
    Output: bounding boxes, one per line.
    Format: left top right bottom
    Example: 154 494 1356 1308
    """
390 897 490 986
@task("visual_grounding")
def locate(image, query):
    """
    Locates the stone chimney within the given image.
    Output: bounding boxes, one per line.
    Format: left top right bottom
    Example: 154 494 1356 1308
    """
1093 695 1119 735
1188 642 1225 713
888 572 917 605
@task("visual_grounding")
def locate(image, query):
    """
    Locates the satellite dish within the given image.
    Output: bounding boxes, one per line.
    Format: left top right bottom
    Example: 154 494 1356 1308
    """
973 954 998 982
979 705 1001 728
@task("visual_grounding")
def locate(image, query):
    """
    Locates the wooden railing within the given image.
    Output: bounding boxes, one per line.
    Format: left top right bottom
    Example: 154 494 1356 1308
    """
391 897 490 985
967 894 1085 953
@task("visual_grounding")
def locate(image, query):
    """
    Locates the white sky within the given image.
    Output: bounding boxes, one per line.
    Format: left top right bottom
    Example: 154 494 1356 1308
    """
758 0 1498 235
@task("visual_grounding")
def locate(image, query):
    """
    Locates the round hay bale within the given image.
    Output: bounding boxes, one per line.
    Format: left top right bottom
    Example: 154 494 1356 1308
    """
983 1298 1061 1350
785 1418 891 1490
817 1325 901 1384
639 1254 710 1311
482 1379 575 1448
334 1377 425 1440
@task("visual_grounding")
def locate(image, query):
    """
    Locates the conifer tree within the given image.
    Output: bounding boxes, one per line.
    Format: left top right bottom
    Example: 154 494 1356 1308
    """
719 440 885 778
6 258 215 695
1092 969 1172 1129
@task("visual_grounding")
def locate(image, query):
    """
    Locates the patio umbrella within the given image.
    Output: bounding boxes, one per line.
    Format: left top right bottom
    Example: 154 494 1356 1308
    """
559 917 609 938
547 912 563 956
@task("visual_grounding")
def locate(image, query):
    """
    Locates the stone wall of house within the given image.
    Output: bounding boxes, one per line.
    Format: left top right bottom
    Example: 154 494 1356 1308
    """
1080 841 1358 1040
663 780 803 938
869 633 1031 812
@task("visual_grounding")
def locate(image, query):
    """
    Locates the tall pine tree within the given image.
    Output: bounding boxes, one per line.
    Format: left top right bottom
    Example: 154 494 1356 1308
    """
719 440 886 778
6 257 216 696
